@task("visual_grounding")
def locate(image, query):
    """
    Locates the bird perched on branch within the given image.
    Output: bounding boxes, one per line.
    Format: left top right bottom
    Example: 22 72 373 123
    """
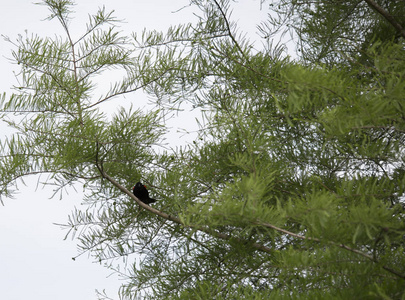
132 182 156 205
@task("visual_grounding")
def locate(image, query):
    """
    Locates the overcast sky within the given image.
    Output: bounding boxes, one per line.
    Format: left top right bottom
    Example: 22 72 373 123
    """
0 1 267 299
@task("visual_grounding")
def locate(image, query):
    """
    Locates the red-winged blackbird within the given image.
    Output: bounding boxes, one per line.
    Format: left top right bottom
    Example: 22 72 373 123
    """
132 182 156 205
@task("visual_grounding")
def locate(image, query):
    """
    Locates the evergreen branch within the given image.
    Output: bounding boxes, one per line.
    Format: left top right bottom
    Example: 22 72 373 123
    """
353 125 405 134
95 167 273 254
2 170 99 192
212 0 249 62
213 45 348 101
77 64 105 83
95 168 405 281
0 109 69 114
73 7 119 47
12 62 77 119
55 5 84 127
254 220 405 280
135 33 229 49
362 0 405 39
84 69 174 109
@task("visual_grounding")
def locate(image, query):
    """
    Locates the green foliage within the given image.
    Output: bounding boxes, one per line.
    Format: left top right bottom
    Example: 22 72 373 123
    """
1 0 405 299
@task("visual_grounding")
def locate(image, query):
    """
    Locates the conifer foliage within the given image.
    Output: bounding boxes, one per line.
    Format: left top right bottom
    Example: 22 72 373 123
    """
1 0 404 299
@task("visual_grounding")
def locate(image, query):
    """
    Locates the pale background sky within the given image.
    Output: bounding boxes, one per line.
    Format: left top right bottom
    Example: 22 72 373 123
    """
0 1 268 299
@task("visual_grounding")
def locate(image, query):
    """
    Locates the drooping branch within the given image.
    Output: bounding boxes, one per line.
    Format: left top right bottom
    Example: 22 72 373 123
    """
95 160 273 253
254 221 405 280
363 0 405 39
95 164 405 280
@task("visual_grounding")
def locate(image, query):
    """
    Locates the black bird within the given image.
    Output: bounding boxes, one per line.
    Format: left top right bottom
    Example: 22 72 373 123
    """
132 182 156 205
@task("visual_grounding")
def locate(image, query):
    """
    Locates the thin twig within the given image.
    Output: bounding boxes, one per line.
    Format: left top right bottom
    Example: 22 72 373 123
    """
212 0 249 61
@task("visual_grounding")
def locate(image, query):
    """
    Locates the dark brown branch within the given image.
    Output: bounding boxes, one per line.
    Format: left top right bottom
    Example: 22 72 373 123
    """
212 0 249 61
363 0 405 39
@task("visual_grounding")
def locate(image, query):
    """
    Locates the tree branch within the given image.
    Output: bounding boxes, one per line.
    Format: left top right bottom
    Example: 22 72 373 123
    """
96 168 405 279
96 164 405 279
95 166 273 253
254 220 405 280
363 0 405 39
212 0 249 61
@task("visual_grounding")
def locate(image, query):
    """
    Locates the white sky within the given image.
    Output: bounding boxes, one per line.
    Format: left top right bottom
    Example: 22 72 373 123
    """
0 1 268 299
